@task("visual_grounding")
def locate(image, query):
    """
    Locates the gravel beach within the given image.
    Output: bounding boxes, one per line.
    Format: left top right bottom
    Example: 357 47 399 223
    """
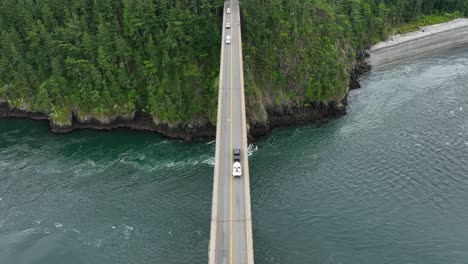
369 18 468 67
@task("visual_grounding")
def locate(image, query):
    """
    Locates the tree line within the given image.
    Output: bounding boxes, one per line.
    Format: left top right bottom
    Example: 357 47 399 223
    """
0 0 466 125
241 0 467 107
0 0 222 125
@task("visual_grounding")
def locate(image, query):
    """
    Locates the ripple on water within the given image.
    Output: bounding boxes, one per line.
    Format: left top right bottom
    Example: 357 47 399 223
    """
2 46 468 264
250 46 468 264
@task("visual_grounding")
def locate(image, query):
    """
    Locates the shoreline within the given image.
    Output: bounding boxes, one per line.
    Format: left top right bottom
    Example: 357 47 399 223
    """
2 19 466 141
0 99 344 142
0 102 215 142
369 18 468 67
0 100 347 142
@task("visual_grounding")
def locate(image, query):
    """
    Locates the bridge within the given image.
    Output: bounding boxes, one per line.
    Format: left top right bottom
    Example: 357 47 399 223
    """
208 0 254 263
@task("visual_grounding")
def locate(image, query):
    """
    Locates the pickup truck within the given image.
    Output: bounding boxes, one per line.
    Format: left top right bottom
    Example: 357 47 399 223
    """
233 161 241 177
233 149 241 177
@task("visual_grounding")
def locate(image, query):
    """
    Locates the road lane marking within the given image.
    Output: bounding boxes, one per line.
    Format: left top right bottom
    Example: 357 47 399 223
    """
229 6 234 264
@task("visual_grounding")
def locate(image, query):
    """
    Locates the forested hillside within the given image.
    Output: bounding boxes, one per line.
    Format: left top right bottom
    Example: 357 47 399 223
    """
0 0 222 127
241 0 468 124
0 0 466 132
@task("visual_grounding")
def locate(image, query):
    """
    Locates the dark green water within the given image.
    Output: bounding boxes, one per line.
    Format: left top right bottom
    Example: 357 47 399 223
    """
1 45 468 264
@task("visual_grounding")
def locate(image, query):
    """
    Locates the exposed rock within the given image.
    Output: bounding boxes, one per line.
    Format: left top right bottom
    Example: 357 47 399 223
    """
75 111 135 125
0 53 368 142
350 49 372 91
0 101 49 121
248 99 347 139
0 101 216 142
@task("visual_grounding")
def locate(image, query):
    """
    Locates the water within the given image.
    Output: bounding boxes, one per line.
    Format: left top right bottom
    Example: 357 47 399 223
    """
0 126 214 263
1 45 468 263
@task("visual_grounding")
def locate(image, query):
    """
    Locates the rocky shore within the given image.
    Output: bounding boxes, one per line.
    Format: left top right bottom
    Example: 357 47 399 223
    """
5 18 465 141
0 102 215 142
0 51 370 142
0 99 352 142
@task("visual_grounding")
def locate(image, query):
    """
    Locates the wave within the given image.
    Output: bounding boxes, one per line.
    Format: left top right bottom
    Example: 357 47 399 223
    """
248 144 258 156
123 225 134 240
69 159 116 177
118 154 214 172
202 157 215 166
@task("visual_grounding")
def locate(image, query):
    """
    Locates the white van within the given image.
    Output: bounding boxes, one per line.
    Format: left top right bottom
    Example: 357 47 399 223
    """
226 35 231 44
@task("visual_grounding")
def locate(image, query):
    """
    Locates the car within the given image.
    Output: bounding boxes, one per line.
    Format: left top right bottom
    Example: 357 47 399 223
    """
226 8 231 14
233 148 241 161
226 22 231 29
226 35 231 44
233 161 242 177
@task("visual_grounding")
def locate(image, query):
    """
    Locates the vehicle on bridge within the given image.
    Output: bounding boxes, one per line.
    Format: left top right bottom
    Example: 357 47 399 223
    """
226 22 231 28
233 161 242 177
233 149 241 162
226 35 231 44
226 7 231 14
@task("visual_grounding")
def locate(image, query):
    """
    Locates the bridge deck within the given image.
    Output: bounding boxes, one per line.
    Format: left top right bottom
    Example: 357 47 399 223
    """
208 0 254 263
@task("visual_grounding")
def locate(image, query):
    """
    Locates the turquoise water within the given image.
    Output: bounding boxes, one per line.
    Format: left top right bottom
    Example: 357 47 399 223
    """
1 45 468 263
250 45 468 263
0 125 214 263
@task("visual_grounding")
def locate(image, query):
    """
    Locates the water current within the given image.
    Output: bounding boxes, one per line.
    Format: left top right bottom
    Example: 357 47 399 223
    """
1 45 468 263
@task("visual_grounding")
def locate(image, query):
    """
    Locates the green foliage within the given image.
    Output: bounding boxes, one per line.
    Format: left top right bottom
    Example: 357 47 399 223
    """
0 0 466 126
0 0 222 124
241 0 468 104
397 12 463 34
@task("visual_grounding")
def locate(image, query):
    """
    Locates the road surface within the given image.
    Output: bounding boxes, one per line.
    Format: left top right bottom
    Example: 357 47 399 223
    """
209 0 254 263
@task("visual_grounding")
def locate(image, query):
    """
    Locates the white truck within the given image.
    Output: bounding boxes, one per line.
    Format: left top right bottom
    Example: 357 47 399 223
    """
233 149 241 177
